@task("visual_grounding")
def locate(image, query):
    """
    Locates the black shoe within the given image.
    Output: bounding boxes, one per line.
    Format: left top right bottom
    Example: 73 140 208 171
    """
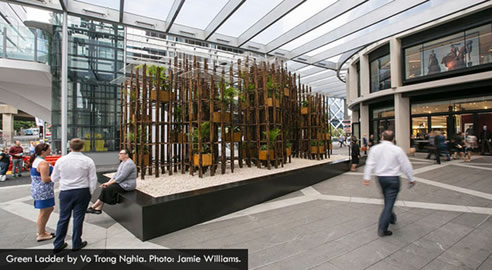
86 207 102 214
72 241 87 251
53 242 68 254
378 230 393 237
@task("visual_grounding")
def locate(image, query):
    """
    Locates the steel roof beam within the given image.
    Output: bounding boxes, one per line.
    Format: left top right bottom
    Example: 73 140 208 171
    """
237 0 306 47
119 0 124 22
205 0 245 40
306 0 487 64
266 0 367 53
288 0 428 59
3 0 62 11
300 70 336 82
166 0 186 32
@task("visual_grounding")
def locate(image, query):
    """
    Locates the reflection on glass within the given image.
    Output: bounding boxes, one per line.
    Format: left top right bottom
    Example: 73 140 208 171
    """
370 54 391 92
404 23 492 79
412 117 428 137
372 106 395 119
431 116 447 136
412 97 492 115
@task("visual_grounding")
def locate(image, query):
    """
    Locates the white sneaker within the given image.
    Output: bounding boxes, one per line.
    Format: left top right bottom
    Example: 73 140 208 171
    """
0 175 6 182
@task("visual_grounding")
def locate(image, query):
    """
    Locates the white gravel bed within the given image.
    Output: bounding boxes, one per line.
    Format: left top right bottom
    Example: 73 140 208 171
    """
104 155 348 198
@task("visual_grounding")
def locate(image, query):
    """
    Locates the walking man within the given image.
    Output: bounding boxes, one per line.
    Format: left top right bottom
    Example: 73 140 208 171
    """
9 141 24 177
363 130 415 236
52 138 97 252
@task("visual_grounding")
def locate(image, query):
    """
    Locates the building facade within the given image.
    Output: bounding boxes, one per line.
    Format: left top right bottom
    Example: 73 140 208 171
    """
347 7 492 154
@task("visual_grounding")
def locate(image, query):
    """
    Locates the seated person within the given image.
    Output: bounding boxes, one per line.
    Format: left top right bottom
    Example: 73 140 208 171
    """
86 149 136 214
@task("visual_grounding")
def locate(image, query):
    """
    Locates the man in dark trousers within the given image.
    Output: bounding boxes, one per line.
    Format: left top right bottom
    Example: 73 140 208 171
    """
9 141 24 177
52 138 97 252
363 130 415 236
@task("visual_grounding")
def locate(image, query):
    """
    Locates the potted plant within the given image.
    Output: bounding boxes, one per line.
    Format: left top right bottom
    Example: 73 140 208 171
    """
283 82 290 97
301 100 309 115
137 64 170 103
191 122 212 166
310 140 325 154
285 142 292 157
213 85 237 123
266 75 280 107
226 126 241 142
259 128 281 160
129 128 151 166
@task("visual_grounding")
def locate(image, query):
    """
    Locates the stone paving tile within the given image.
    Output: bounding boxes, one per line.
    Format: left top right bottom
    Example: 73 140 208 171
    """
268 190 304 202
312 174 492 207
477 255 492 270
329 239 401 270
422 216 492 270
416 165 492 194
0 186 31 203
0 208 56 249
151 200 331 248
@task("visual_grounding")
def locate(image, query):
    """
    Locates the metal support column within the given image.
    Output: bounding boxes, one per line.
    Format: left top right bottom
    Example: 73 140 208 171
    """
61 12 68 155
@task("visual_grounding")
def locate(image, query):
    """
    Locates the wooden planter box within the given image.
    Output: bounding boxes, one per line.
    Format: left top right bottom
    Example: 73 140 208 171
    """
311 146 325 154
284 88 290 97
212 112 231 123
259 150 274 160
285 147 292 157
150 90 170 102
241 103 248 110
301 107 308 115
267 98 280 107
193 153 212 166
226 132 241 142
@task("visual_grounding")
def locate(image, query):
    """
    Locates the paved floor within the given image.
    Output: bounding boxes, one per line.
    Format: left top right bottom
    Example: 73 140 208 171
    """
0 153 491 270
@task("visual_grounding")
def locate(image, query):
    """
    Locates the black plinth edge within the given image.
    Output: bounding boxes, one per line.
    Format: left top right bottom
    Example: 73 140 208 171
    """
98 158 361 241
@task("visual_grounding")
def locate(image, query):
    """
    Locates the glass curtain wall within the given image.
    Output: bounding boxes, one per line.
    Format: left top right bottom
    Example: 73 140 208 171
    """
405 23 492 79
51 15 124 153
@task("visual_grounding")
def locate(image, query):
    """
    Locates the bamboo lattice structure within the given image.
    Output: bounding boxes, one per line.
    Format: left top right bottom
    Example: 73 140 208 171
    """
120 56 333 178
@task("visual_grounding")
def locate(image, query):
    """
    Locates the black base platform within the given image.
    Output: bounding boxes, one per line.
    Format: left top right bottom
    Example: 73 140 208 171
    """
97 158 363 241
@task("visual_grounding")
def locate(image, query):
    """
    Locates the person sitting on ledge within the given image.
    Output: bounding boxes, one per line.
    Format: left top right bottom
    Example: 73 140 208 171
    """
86 149 136 214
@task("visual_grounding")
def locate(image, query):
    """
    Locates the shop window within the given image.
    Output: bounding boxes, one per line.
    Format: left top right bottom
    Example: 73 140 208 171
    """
370 54 391 92
372 106 395 119
404 23 492 80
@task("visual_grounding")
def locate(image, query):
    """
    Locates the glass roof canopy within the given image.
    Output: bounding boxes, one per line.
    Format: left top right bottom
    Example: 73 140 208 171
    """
6 0 490 98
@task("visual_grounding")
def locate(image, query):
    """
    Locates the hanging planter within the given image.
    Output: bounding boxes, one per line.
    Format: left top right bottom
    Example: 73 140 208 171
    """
301 100 309 114
150 90 170 102
193 153 212 166
284 88 290 97
259 149 274 160
285 142 292 156
212 112 231 123
267 98 280 107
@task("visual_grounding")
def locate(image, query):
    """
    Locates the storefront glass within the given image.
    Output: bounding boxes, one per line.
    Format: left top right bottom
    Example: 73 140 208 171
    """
404 23 492 80
370 54 391 92
412 117 427 138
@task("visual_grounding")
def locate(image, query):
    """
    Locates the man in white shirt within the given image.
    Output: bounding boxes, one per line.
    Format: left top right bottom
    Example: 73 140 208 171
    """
52 138 97 252
363 130 416 237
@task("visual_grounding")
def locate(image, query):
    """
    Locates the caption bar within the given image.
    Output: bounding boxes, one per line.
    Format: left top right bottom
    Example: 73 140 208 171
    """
0 249 247 270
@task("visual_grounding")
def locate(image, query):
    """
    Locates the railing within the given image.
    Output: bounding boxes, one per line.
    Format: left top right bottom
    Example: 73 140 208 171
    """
0 22 50 64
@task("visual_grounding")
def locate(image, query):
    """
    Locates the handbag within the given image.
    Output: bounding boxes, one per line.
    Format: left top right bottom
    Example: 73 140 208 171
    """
361 146 367 151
